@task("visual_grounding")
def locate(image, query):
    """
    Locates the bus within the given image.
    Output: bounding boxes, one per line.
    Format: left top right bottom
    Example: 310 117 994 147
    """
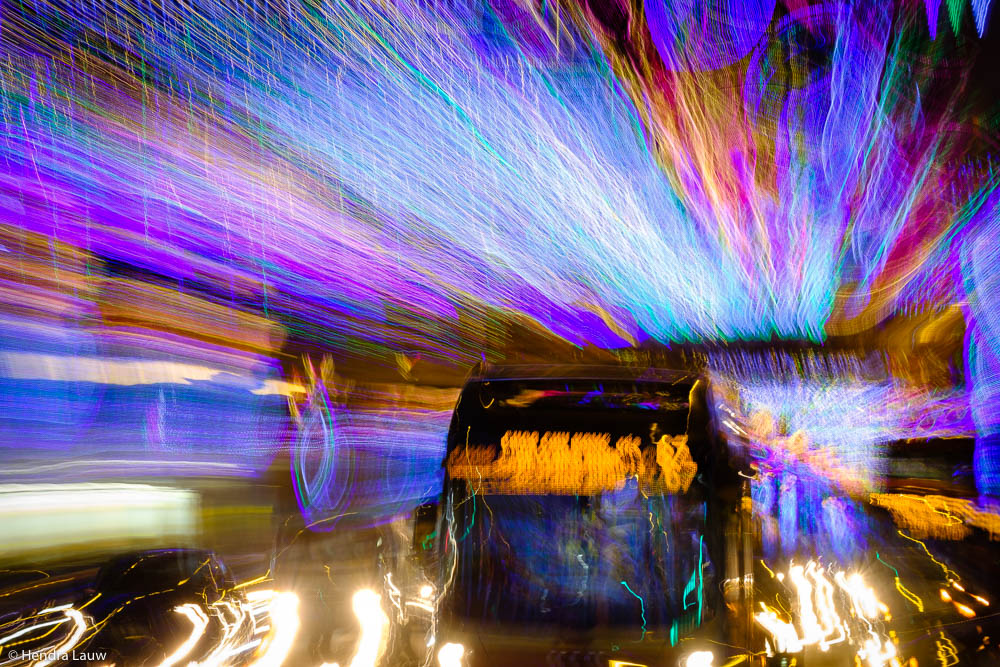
389 364 753 667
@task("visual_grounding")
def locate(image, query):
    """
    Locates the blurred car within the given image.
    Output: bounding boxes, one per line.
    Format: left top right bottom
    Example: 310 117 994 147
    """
867 437 1000 666
383 364 755 667
883 437 977 497
738 433 1000 667
72 548 258 665
0 574 92 667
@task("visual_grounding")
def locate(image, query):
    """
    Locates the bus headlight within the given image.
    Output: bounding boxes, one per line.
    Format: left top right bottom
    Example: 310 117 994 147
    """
683 650 714 667
437 642 465 667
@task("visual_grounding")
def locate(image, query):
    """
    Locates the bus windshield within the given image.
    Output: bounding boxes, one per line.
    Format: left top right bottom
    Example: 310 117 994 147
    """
439 377 717 634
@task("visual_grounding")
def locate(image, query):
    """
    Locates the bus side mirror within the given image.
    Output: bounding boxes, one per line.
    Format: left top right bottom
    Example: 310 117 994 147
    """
412 502 438 561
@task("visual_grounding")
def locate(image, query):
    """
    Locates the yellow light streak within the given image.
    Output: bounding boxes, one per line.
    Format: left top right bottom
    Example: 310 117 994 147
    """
895 531 960 582
446 430 696 494
893 578 924 613
935 633 959 667
954 603 975 618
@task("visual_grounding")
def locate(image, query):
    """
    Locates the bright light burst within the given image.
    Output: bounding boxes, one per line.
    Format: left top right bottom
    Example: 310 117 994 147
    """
756 561 897 666
1 0 995 351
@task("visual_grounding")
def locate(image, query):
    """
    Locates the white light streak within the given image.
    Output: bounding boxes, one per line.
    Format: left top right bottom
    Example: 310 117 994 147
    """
248 592 300 667
159 604 209 667
35 608 87 667
347 590 389 667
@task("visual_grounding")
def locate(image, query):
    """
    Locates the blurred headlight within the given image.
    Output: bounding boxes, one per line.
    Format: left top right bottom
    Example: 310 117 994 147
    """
683 651 714 667
437 642 465 667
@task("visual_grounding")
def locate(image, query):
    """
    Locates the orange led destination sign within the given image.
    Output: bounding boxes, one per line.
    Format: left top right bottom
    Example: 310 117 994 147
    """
447 430 698 495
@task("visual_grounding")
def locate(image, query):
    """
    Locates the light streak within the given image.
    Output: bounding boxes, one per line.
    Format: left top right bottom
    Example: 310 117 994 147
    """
0 0 993 361
221 639 263 662
160 604 210 667
384 573 403 622
755 604 804 654
0 5 997 655
756 562 894 665
347 590 389 667
194 601 247 667
234 573 275 591
808 563 847 651
0 617 67 646
871 494 1000 542
0 484 199 555
789 564 821 645
876 553 924 612
619 580 647 640
0 606 88 667
835 572 881 620
34 608 86 667
857 636 898 667
447 431 696 495
0 353 295 394
935 633 959 666
954 604 975 618
248 591 300 667
895 531 960 582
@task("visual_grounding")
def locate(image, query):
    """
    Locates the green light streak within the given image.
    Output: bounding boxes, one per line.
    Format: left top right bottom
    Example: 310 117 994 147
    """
620 579 647 640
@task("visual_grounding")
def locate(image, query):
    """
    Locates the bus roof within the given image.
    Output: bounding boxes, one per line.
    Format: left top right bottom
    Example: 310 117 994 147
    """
468 363 699 384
